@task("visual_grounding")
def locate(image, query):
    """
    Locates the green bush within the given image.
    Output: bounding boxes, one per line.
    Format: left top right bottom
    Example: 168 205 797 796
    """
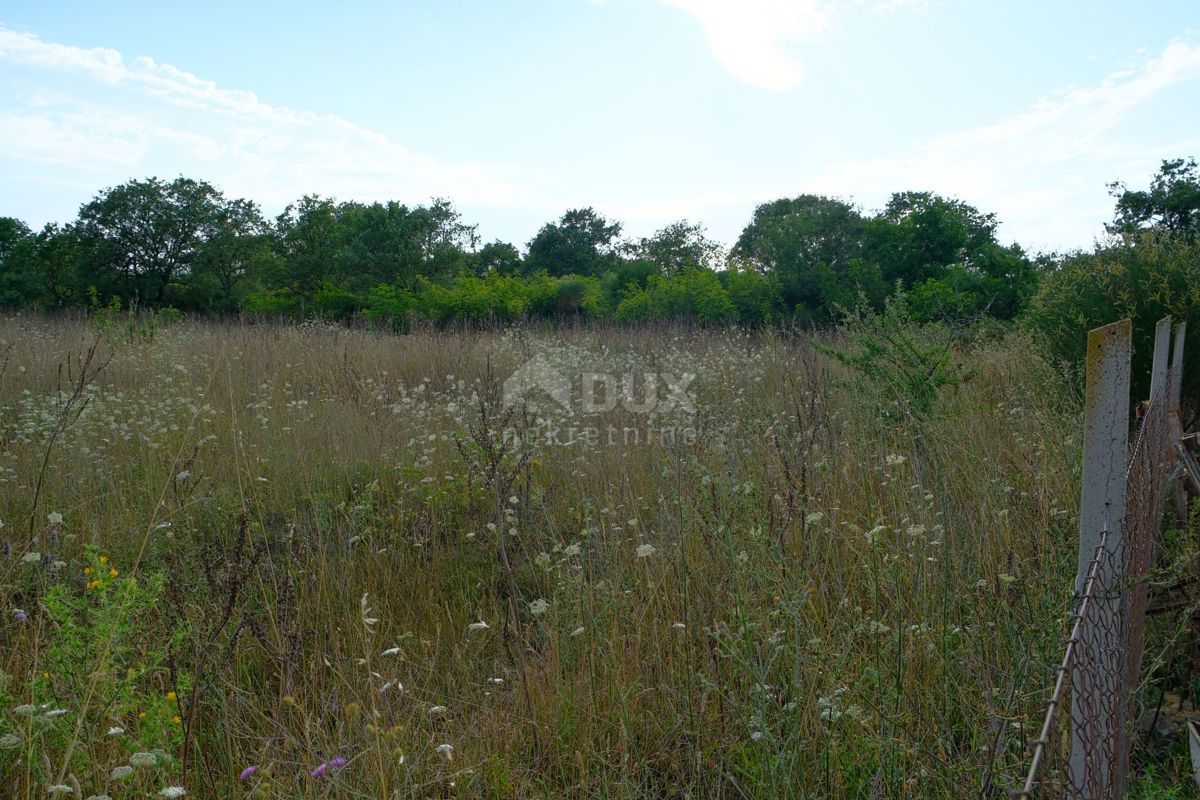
726 263 783 324
616 269 736 323
1026 233 1199 405
1 548 187 791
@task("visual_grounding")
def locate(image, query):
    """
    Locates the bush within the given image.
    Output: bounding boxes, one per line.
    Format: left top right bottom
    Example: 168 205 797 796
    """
725 263 783 325
1026 233 1200 405
616 269 736 323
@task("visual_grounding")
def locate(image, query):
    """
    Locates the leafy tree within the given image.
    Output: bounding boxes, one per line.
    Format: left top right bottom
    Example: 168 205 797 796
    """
416 198 479 279
191 198 270 308
1107 157 1200 241
0 224 85 309
526 208 623 277
471 240 522 276
630 220 723 275
77 177 224 303
272 195 345 298
731 195 867 321
870 191 998 287
0 217 30 264
907 243 1036 323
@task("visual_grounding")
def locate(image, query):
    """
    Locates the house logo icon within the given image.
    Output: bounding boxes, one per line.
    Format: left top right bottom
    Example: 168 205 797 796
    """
503 354 572 411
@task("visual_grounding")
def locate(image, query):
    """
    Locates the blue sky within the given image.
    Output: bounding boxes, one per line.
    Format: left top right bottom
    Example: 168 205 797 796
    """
1 1 1197 253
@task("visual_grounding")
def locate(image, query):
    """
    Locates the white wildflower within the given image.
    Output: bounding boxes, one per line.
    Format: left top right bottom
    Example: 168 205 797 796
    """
467 621 490 632
159 788 187 799
130 751 157 767
528 598 550 616
106 726 125 736
47 785 73 795
110 766 134 780
885 454 906 466
635 543 656 559
0 733 20 748
381 646 403 657
21 552 40 564
435 743 454 761
570 627 585 637
428 705 447 716
47 512 64 525
13 704 35 716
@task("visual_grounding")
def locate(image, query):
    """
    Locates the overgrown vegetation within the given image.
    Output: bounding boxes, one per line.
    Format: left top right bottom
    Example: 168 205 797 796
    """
0 312 1196 798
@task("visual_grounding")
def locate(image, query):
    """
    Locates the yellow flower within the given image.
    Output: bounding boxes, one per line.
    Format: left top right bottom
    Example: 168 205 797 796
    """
98 555 108 564
83 567 93 575
166 691 177 701
138 711 146 719
42 671 49 679
86 579 101 591
108 568 119 578
172 715 182 725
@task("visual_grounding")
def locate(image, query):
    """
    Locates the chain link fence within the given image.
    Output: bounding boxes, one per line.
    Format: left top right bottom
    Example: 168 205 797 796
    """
1013 318 1187 799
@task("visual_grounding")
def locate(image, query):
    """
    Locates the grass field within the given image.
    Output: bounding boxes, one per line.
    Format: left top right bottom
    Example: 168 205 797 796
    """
0 314 1193 798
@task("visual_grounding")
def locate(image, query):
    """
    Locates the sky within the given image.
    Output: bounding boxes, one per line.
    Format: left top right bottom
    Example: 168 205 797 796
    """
0 1 1198 254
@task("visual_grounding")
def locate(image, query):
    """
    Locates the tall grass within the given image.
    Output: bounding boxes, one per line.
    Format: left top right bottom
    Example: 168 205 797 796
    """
0 314 1177 798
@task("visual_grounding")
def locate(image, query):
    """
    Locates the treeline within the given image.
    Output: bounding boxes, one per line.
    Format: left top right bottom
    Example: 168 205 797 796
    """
0 160 1197 339
0 176 1043 326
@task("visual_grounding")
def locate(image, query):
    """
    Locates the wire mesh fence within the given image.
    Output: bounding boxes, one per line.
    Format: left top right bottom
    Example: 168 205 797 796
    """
1012 318 1185 799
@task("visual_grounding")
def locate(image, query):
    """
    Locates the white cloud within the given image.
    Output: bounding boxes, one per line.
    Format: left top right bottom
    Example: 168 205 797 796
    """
657 0 836 90
654 0 928 90
805 41 1200 250
0 28 533 213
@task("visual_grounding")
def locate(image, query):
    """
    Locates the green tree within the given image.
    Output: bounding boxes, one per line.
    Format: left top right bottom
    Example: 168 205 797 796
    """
271 195 344 301
630 220 723 276
870 191 998 287
525 208 623 277
731 195 871 321
77 177 224 304
1107 157 1200 241
0 217 30 264
191 198 271 308
471 240 522 276
0 224 85 309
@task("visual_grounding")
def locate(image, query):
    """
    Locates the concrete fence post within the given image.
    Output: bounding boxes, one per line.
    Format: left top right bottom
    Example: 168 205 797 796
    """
1070 319 1131 799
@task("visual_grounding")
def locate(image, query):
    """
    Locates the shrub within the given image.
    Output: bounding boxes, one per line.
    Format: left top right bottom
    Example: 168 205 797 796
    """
1026 233 1200 406
616 269 736 323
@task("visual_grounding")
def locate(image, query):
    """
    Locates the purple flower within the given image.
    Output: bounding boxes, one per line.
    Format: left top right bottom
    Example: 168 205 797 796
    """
12 610 27 622
238 765 258 781
311 757 348 778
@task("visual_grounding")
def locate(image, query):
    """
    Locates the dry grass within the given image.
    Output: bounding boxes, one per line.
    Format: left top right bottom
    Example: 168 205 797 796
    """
0 314 1100 798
